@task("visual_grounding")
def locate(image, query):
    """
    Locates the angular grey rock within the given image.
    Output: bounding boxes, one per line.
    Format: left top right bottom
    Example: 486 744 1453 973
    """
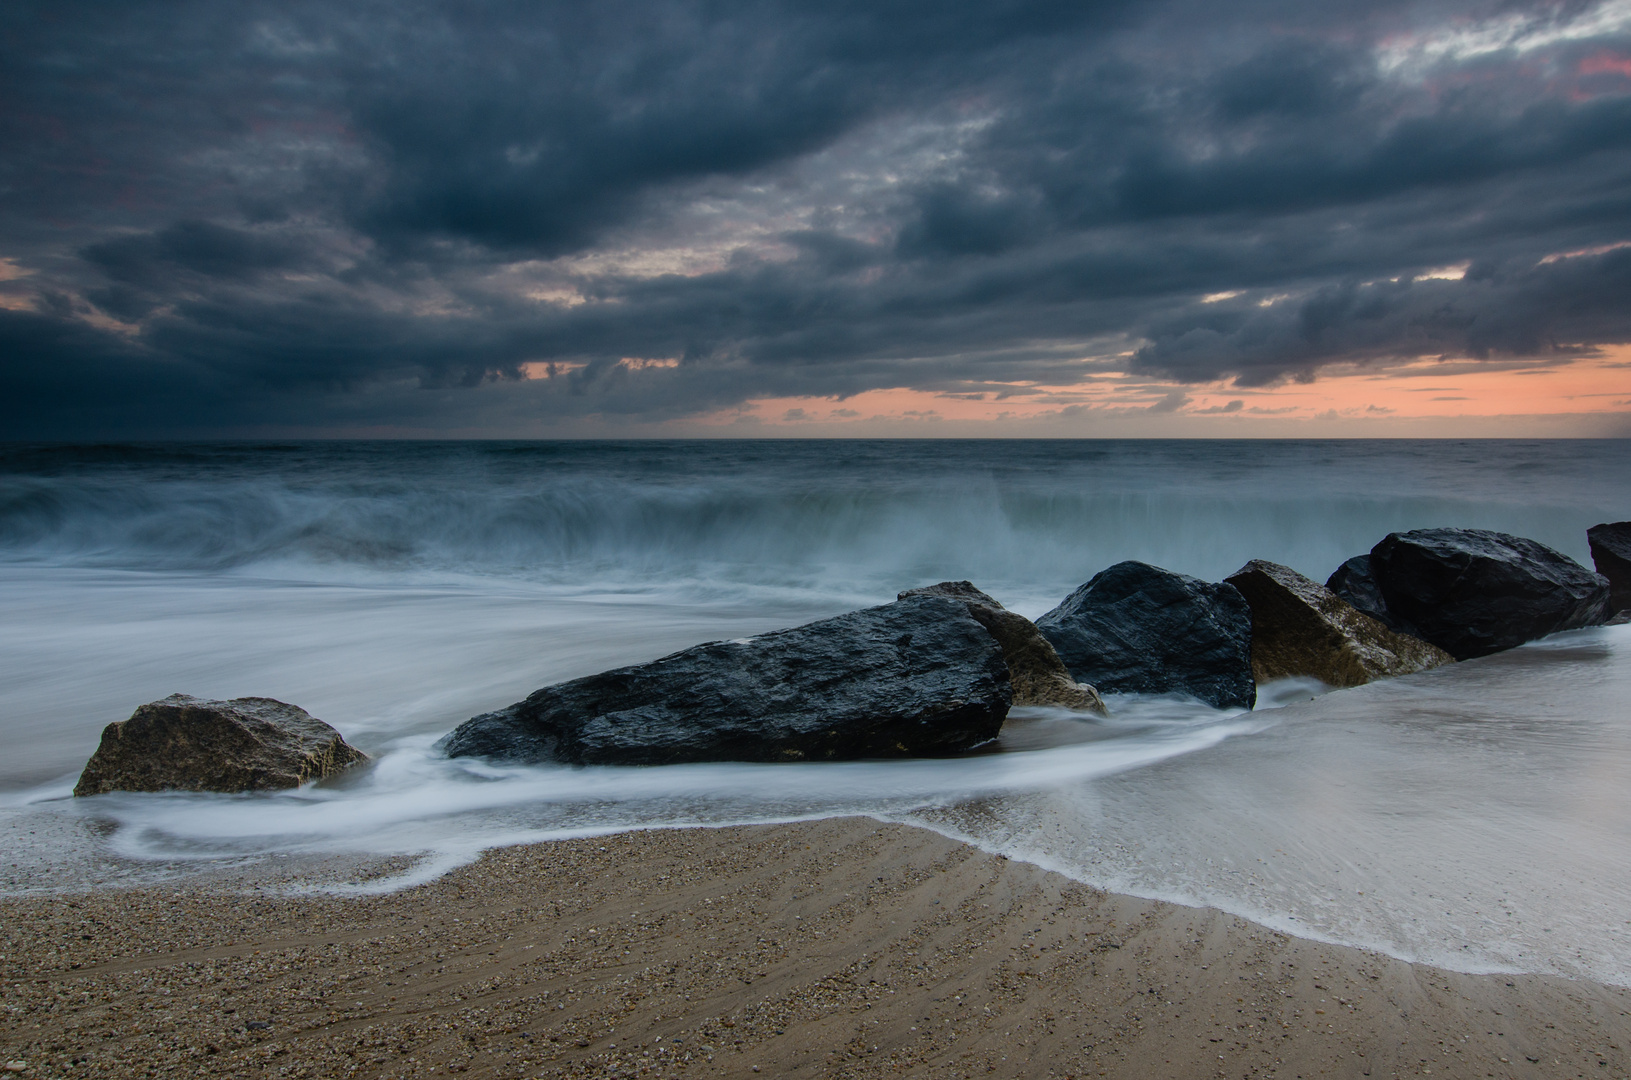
1588 521 1631 615
1035 561 1256 710
1225 559 1452 688
1369 528 1611 660
74 694 369 796
438 594 1012 765
898 581 1108 714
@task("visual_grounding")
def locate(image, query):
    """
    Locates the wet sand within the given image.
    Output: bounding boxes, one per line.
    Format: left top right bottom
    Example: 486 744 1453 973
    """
2 817 1629 1079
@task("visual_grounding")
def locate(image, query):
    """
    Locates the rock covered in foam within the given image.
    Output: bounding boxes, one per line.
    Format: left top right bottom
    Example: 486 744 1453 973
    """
1368 528 1610 660
898 581 1107 714
1035 561 1255 711
437 594 1012 765
1226 559 1451 687
74 694 369 796
1588 521 1631 615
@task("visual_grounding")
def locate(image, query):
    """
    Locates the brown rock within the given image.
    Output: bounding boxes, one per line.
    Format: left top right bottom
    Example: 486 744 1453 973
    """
1224 560 1453 688
898 581 1108 714
74 694 369 796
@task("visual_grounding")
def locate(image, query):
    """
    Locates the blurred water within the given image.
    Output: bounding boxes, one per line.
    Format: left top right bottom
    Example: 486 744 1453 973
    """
1 440 1624 605
911 624 1631 985
2 439 1630 983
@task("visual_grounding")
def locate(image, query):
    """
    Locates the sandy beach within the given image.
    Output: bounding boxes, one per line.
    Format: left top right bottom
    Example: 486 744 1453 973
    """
2 818 1628 1080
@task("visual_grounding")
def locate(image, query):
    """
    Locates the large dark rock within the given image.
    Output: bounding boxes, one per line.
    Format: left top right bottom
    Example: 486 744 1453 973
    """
1588 521 1631 615
1325 555 1415 635
1035 562 1256 710
1368 528 1611 660
438 594 1012 765
74 694 369 796
1225 560 1452 687
898 581 1107 714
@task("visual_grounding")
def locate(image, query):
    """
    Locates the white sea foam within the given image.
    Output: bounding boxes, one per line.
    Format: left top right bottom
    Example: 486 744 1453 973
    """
908 625 1631 985
30 706 1252 870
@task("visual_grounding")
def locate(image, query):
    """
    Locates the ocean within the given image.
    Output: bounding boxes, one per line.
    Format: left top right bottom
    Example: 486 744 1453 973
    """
2 439 1629 983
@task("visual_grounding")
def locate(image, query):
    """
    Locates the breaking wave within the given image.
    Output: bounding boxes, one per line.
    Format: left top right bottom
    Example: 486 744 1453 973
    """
0 440 1621 604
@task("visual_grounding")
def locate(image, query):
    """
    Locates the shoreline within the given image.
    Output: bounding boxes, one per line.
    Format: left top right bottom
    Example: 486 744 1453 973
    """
4 818 1629 1079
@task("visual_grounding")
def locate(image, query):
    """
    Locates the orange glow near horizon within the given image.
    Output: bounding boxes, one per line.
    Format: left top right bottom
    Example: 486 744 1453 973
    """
1260 352 1631 417
695 347 1631 432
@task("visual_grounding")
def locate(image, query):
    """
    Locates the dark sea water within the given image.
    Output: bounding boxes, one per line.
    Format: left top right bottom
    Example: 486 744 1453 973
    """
3 439 1630 983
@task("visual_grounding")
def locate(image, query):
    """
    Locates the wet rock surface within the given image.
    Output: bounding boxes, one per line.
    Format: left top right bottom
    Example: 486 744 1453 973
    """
73 695 369 796
439 594 1012 765
1225 560 1452 688
1325 554 1415 635
898 581 1107 714
1036 561 1255 710
1368 528 1610 660
1588 521 1631 615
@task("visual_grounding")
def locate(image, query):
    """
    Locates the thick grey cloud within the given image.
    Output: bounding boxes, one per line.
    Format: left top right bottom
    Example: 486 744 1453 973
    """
1134 246 1631 385
1 0 1629 435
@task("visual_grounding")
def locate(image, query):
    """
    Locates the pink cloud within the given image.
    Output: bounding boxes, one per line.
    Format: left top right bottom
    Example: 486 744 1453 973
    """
1580 51 1631 77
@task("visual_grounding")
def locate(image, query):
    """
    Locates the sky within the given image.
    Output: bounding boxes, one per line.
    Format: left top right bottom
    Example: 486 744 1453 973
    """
3 0 1630 438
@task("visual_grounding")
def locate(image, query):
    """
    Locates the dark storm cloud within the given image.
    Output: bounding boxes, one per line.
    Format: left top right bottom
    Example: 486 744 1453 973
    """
345 0 1135 254
1 0 1630 434
82 221 309 288
1133 246 1631 385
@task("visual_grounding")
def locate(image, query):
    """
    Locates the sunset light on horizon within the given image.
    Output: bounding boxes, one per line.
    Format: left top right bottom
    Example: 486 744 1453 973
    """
686 349 1631 436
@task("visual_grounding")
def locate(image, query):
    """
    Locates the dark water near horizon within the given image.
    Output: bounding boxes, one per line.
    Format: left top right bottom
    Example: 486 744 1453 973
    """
2 439 1630 984
2 438 1624 594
